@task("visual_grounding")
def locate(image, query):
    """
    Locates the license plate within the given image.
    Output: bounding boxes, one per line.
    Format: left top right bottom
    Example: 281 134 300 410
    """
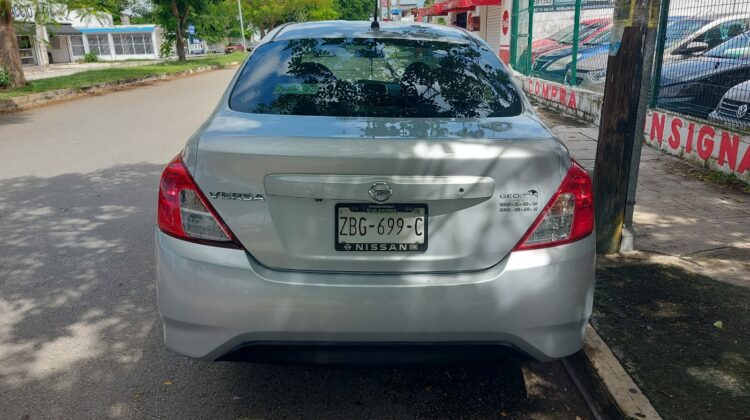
336 203 428 252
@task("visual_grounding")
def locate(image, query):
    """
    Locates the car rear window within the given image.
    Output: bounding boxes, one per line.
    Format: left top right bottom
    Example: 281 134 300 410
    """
229 37 523 118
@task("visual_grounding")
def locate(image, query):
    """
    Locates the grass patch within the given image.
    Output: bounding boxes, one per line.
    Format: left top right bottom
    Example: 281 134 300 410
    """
0 53 247 100
666 160 750 193
593 263 750 419
699 170 750 191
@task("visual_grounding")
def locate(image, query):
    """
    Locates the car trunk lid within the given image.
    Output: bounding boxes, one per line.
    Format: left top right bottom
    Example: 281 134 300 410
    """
191 111 567 273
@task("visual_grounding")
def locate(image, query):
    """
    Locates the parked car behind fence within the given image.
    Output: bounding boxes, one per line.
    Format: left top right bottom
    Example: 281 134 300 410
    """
709 80 750 129
657 31 750 119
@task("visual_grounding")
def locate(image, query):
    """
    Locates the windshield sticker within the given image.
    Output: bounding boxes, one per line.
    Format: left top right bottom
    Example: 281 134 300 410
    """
273 83 319 95
498 190 540 213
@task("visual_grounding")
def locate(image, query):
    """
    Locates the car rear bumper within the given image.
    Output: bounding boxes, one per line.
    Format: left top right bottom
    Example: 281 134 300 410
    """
156 230 595 362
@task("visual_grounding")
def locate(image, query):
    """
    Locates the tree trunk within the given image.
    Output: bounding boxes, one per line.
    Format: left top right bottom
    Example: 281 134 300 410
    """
0 0 28 88
170 0 187 62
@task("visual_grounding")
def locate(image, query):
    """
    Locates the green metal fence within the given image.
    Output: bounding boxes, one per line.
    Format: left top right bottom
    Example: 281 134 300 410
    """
510 0 534 75
510 0 614 94
651 0 750 128
510 0 750 131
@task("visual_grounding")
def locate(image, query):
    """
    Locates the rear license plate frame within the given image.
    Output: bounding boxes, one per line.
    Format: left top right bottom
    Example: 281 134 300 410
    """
335 203 428 252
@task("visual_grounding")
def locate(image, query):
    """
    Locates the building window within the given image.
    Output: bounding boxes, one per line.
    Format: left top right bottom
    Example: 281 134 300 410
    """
17 35 36 65
70 35 85 56
86 34 110 56
113 33 154 56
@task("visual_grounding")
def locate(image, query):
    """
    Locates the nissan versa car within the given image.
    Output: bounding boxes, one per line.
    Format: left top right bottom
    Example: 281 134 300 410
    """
156 21 595 362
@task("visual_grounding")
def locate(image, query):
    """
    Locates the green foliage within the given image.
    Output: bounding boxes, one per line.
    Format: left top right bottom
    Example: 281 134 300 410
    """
334 0 374 21
245 0 338 37
128 1 157 24
699 170 749 192
83 52 99 62
702 170 739 185
0 67 11 90
67 0 137 24
160 37 175 58
194 0 241 43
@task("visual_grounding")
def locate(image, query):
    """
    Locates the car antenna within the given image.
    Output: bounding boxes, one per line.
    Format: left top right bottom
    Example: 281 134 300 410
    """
371 0 380 29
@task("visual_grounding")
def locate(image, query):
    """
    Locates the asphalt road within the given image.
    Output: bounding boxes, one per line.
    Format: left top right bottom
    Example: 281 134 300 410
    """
0 69 591 419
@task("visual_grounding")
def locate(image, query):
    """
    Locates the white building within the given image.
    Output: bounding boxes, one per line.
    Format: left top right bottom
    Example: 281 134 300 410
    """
74 25 163 62
7 3 163 68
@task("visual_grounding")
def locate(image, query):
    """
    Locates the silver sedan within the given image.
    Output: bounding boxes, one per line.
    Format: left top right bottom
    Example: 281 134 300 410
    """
156 21 595 362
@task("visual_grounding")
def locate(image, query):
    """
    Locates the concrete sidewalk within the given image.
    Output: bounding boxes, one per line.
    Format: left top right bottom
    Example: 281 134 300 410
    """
23 60 162 80
22 55 216 81
535 106 750 288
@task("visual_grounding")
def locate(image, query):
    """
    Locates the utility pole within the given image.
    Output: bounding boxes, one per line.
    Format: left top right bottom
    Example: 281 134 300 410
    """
620 0 667 251
593 0 661 254
237 0 247 48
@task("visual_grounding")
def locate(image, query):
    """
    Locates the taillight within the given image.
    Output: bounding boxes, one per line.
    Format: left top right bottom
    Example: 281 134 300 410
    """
514 161 594 251
157 154 241 248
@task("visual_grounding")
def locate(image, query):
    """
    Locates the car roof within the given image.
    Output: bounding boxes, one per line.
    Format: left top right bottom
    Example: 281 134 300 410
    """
269 21 476 44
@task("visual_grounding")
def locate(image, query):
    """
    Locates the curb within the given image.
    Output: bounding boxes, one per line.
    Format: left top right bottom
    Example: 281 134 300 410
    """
564 324 662 420
0 61 240 114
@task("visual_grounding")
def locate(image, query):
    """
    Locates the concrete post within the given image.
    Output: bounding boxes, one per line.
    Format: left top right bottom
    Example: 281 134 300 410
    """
107 33 115 60
35 23 49 68
82 34 90 54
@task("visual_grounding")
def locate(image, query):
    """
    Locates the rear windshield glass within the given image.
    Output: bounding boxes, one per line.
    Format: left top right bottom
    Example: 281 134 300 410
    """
229 37 523 118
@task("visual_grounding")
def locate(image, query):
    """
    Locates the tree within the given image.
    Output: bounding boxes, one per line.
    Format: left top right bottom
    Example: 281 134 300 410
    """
151 0 211 62
333 0 372 21
245 0 337 38
193 0 240 43
0 0 27 87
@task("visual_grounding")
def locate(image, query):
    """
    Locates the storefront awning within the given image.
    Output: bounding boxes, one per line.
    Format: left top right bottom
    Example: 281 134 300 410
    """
420 3 445 17
47 23 82 36
422 0 501 16
14 22 82 36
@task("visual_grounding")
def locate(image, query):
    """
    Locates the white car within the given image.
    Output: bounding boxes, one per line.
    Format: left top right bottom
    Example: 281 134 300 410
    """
156 21 595 363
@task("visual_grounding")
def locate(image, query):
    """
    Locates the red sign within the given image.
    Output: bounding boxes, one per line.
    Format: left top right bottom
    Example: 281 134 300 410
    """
525 79 578 110
502 10 510 36
647 111 750 174
423 0 501 16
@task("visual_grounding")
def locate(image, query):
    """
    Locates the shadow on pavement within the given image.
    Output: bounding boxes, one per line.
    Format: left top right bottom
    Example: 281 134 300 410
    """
0 110 31 128
594 263 750 419
0 163 588 419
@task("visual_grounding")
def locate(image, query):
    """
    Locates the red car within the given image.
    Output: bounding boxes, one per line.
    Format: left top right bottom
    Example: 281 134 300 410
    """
530 18 612 61
224 43 246 54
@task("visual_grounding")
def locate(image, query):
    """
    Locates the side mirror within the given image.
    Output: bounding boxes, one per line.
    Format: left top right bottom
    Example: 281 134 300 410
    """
675 41 710 55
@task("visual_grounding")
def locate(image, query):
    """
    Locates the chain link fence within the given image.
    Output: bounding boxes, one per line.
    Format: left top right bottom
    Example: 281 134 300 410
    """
511 0 750 132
